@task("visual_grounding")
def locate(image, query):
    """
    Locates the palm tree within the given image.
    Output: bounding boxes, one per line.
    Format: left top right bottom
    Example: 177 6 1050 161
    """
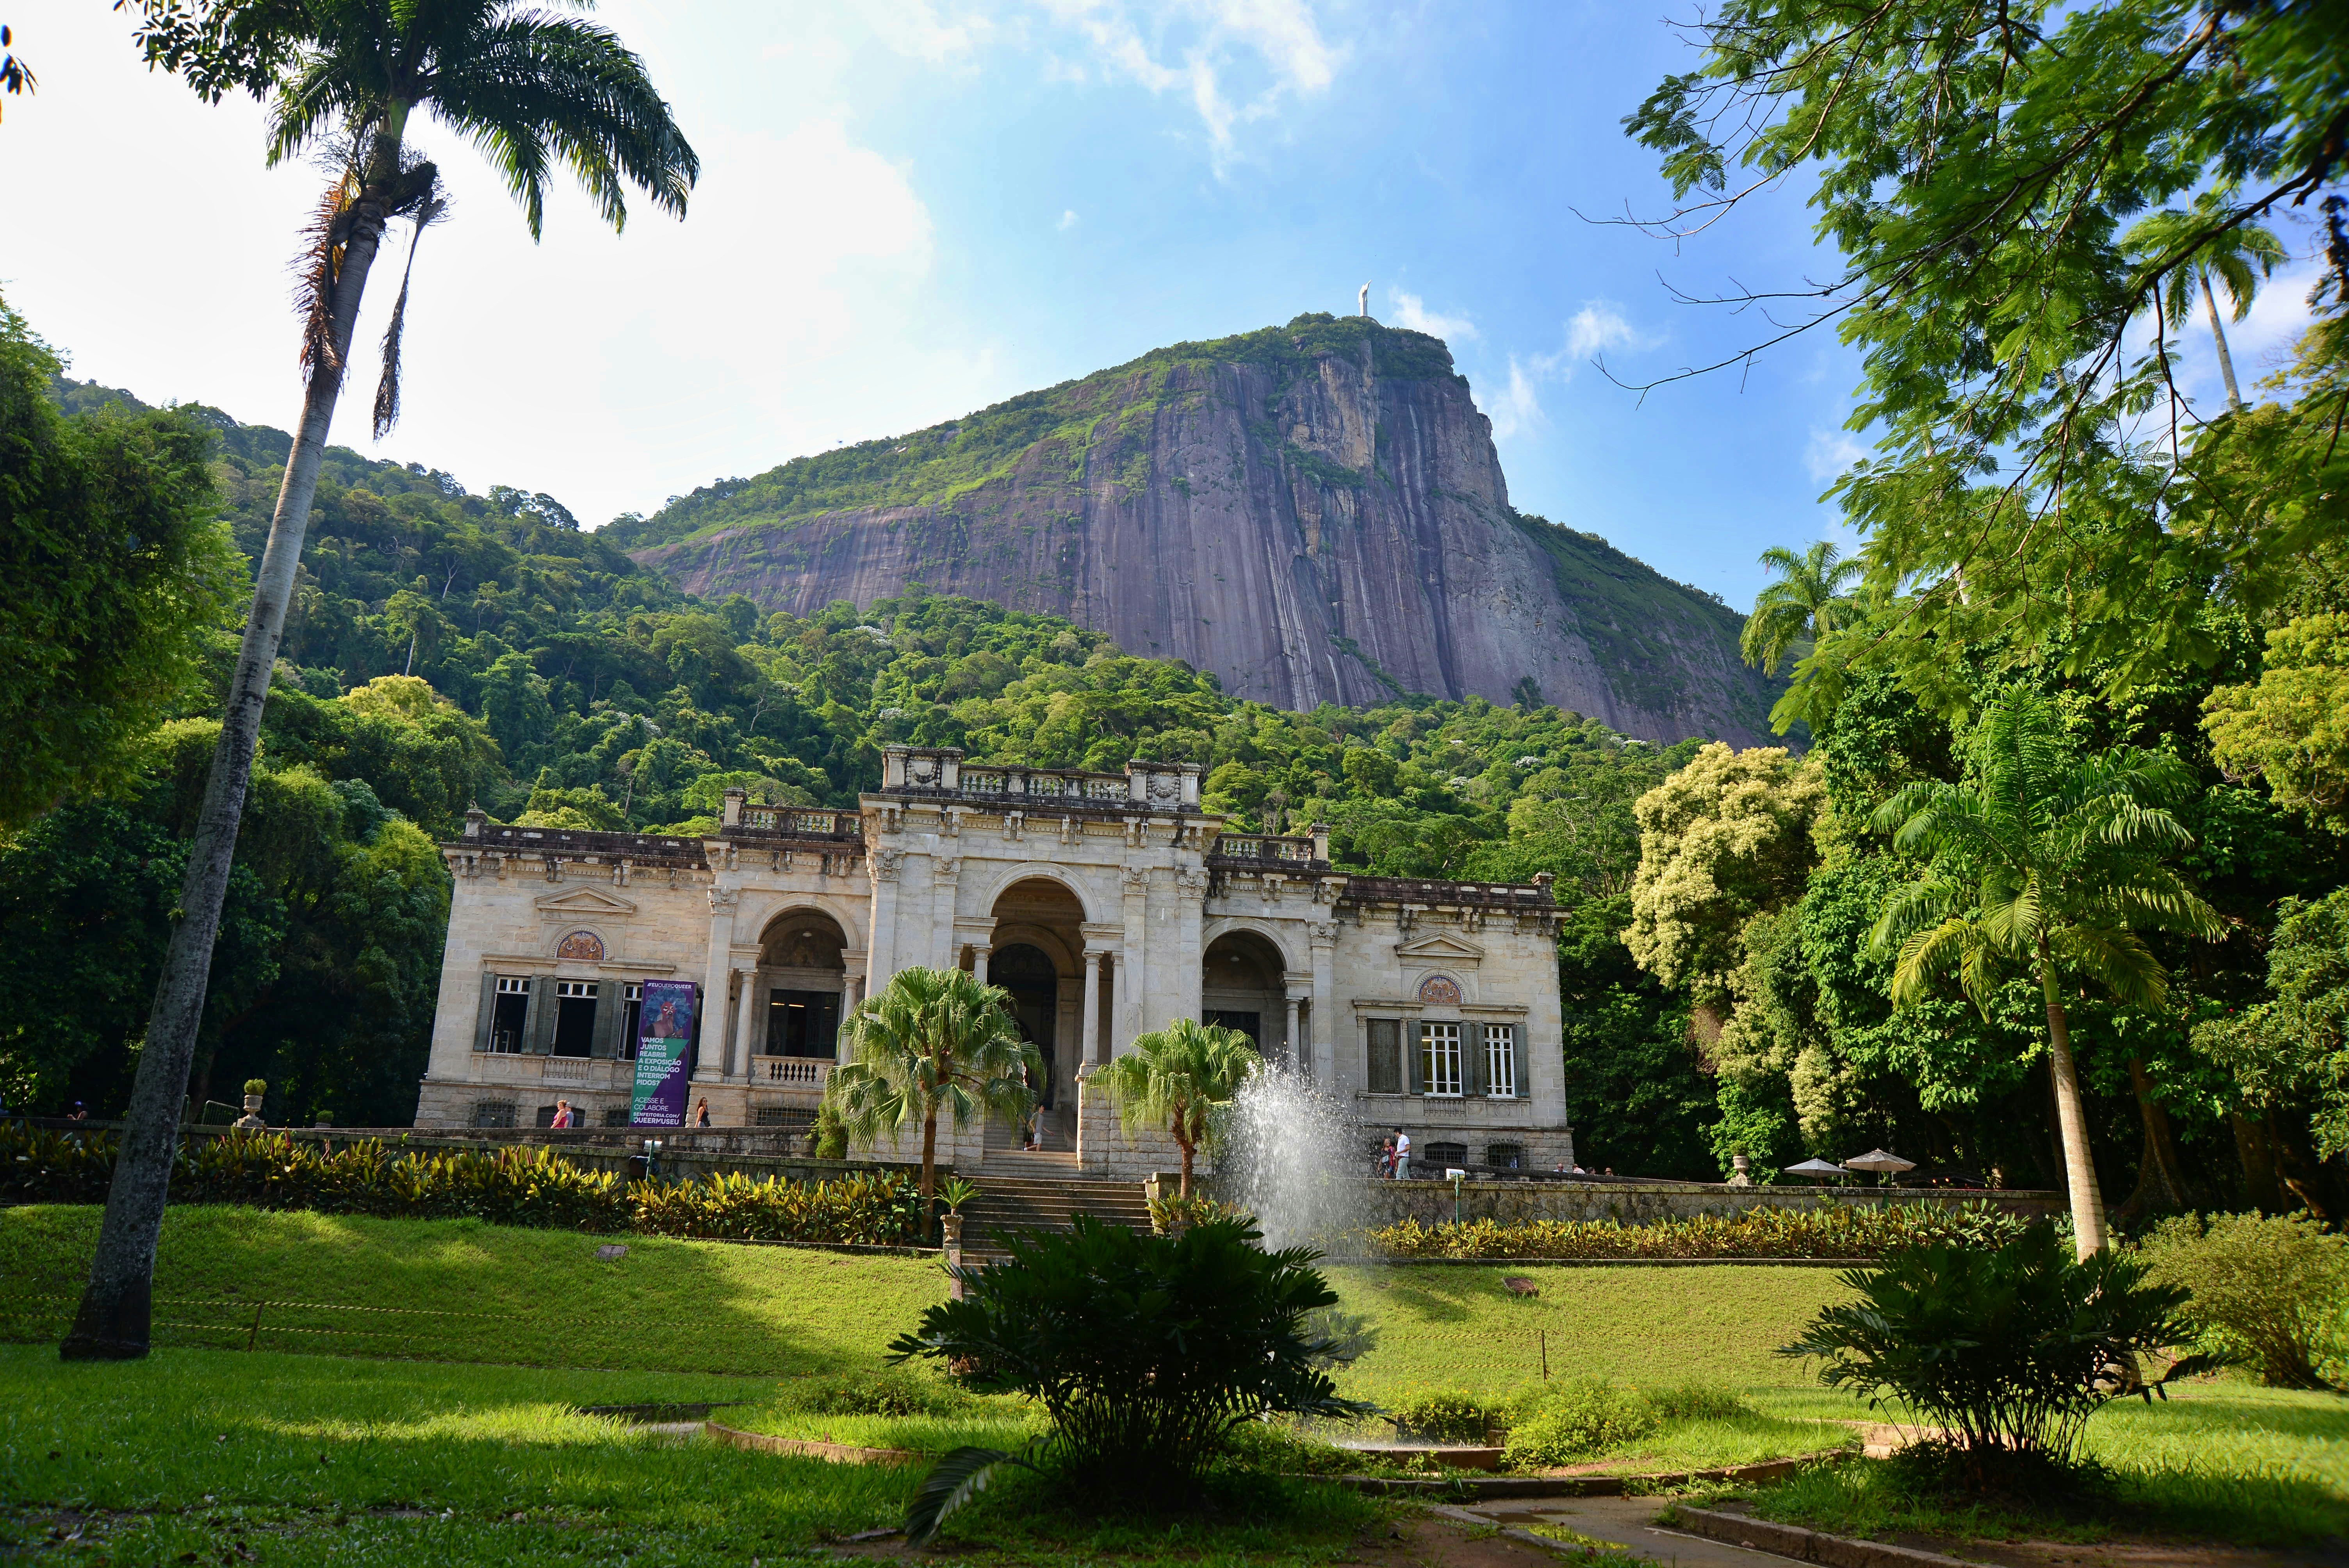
2124 199 2288 411
63 2 696 1361
1094 1018 1262 1197
1868 690 2221 1258
1741 542 1863 674
827 967 1041 1237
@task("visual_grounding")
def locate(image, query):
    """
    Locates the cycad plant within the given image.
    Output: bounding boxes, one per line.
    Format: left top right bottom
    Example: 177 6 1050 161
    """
827 967 1039 1237
1094 1017 1260 1197
2124 196 2288 411
1870 690 2221 1257
67 0 697 1363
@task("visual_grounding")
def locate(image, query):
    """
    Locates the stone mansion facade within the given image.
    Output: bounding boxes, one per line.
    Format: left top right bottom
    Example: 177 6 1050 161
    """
417 747 1576 1175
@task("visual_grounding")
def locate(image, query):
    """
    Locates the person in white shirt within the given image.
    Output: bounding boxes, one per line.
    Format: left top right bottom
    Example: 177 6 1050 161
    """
1393 1129 1411 1179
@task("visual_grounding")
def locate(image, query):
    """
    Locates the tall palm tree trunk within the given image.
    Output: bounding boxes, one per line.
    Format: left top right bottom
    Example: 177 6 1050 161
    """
1173 1123 1195 1198
2037 945 2108 1260
61 121 406 1361
920 1110 939 1242
2198 264 2245 411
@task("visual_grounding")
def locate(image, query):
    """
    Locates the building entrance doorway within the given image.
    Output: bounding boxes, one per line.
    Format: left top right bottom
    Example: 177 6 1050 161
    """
1203 930 1291 1064
991 943 1058 1111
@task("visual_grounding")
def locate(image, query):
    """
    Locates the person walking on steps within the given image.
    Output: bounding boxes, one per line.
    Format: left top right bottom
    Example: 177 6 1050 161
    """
1392 1129 1411 1180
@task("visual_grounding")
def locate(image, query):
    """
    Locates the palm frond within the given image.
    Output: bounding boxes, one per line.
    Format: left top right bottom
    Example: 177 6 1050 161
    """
904 1441 1048 1548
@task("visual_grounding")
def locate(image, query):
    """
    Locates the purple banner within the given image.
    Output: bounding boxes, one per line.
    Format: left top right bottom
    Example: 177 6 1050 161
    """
630 979 697 1127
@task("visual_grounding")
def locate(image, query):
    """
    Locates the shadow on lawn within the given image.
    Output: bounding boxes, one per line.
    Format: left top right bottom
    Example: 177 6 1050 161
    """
0 1205 945 1377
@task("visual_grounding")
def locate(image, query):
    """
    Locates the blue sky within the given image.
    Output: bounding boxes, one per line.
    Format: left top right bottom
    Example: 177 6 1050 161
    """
7 1 2325 611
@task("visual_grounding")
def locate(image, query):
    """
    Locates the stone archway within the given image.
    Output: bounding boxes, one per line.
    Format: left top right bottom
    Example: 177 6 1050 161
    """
983 877 1087 1150
1202 929 1292 1064
758 909 850 1059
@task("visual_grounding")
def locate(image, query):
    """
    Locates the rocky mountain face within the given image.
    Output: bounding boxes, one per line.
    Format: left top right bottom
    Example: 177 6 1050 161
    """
622 315 1776 744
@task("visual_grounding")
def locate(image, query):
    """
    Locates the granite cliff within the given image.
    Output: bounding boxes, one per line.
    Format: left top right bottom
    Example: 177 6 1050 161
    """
617 315 1776 744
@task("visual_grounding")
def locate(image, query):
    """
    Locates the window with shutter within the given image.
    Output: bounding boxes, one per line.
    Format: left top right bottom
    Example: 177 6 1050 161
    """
1366 1019 1402 1094
1483 1025 1517 1098
1419 1023 1463 1097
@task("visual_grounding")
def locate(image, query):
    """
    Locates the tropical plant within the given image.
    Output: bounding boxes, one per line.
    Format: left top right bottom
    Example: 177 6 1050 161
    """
1388 1388 1495 1444
242 1079 266 1097
1370 1200 2035 1261
1499 1379 1659 1469
889 1216 1371 1539
67 0 696 1363
1780 1228 2208 1485
2139 1212 2348 1392
1869 690 2221 1256
826 966 1039 1233
1094 1016 1260 1197
2123 198 2288 411
936 1175 980 1216
1741 542 1863 675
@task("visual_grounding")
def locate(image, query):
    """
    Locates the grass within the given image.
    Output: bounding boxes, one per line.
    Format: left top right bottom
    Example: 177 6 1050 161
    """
720 1405 1042 1453
0 1346 1383 1566
0 1205 946 1375
1322 1262 1858 1398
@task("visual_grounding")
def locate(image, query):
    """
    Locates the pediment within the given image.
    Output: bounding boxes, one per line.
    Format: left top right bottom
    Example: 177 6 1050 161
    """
534 886 638 918
1394 933 1485 963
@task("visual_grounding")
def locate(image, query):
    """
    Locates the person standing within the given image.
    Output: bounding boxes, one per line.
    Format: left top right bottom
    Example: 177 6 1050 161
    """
1378 1137 1396 1179
549 1099 574 1130
1393 1129 1411 1180
692 1097 712 1129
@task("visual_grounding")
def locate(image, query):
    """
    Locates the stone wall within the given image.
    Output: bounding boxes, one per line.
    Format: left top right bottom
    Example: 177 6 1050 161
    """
1205 1174 2066 1228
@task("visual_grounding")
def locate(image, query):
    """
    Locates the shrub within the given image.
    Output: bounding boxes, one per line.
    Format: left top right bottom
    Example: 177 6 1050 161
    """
811 1102 848 1160
1148 1191 1247 1234
1780 1228 2203 1485
787 1367 971 1418
1640 1383 1754 1422
1372 1201 2035 1261
1388 1388 1494 1443
1501 1380 1659 1469
2139 1212 2348 1390
242 1079 267 1097
890 1216 1370 1511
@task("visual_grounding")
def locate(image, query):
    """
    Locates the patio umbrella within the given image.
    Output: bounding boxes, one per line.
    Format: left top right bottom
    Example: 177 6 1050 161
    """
1844 1149 1916 1185
1782 1158 1848 1182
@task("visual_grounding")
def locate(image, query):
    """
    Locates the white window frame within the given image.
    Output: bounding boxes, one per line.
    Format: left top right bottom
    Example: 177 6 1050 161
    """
555 979 597 1000
1419 1022 1462 1098
1484 1024 1517 1099
489 976 530 1054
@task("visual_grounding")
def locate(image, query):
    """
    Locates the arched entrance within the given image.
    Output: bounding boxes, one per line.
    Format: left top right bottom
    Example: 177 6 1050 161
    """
759 910 848 1059
981 877 1087 1150
1202 930 1290 1064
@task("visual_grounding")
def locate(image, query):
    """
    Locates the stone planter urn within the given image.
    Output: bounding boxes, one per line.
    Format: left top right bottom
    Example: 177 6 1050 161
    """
232 1095 267 1132
1728 1153 1752 1188
941 1213 965 1299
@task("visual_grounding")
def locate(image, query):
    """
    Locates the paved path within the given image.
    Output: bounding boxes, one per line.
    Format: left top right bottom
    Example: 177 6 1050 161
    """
1454 1495 1811 1568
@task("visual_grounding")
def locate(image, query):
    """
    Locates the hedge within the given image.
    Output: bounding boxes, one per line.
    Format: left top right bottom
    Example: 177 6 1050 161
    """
0 1124 923 1246
1370 1201 2037 1260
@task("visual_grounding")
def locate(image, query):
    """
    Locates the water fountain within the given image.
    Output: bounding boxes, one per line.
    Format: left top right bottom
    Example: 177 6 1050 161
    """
1218 1065 1377 1257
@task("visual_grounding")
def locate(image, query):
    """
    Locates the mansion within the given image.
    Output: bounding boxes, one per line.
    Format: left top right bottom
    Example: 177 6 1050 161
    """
417 747 1576 1175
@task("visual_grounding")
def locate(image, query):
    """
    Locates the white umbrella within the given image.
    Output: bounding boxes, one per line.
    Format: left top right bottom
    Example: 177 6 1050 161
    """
1782 1158 1848 1182
1844 1149 1917 1180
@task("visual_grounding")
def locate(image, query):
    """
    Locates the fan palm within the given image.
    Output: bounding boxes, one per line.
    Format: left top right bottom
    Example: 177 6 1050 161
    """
1868 690 2221 1258
828 967 1041 1237
64 1 696 1362
2124 198 2288 411
1741 541 1863 674
1095 1018 1261 1197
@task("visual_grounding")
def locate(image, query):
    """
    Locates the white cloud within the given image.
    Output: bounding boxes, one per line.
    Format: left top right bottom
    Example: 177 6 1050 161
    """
1565 302 1647 361
1804 426 1868 484
1387 289 1477 342
869 1 994 64
1058 208 1080 231
1035 0 1344 173
1480 357 1546 442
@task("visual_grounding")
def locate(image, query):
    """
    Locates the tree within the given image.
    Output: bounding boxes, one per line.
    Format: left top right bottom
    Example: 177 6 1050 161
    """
1869 690 2221 1256
1741 542 1862 675
66 0 697 1361
2203 613 2349 836
1623 1 2349 718
0 298 243 829
2123 199 2288 412
827 966 1039 1235
1095 1017 1261 1197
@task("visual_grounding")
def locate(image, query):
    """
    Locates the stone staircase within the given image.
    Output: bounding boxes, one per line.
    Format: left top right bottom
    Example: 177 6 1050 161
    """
955 1168 1154 1263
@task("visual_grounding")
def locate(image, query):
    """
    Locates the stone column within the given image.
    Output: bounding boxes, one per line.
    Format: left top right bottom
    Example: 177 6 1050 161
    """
1118 867 1150 1053
1284 992 1303 1071
971 944 991 986
695 887 738 1083
732 968 761 1080
1308 920 1337 1082
1080 946 1105 1065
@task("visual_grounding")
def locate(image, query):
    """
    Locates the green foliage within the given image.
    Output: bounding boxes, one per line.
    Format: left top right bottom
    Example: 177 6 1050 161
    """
782 1366 974 1418
2139 1212 2349 1392
1388 1387 1495 1443
2203 613 2349 836
1147 1192 1248 1235
0 1124 923 1245
0 298 244 829
1742 542 1862 677
888 1217 1371 1504
1781 1229 2200 1479
1499 1380 1660 1468
1096 1017 1260 1195
935 1175 980 1216
241 1079 266 1097
1371 1201 2035 1260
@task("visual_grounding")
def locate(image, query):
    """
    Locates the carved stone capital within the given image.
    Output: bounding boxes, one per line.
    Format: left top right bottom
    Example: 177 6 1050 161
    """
707 885 739 914
870 847 904 883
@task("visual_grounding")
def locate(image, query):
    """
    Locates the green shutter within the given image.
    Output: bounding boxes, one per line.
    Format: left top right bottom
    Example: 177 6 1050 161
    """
1407 1022 1424 1095
592 980 622 1058
1466 1022 1488 1097
472 974 497 1053
1513 1025 1530 1099
528 977 557 1054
